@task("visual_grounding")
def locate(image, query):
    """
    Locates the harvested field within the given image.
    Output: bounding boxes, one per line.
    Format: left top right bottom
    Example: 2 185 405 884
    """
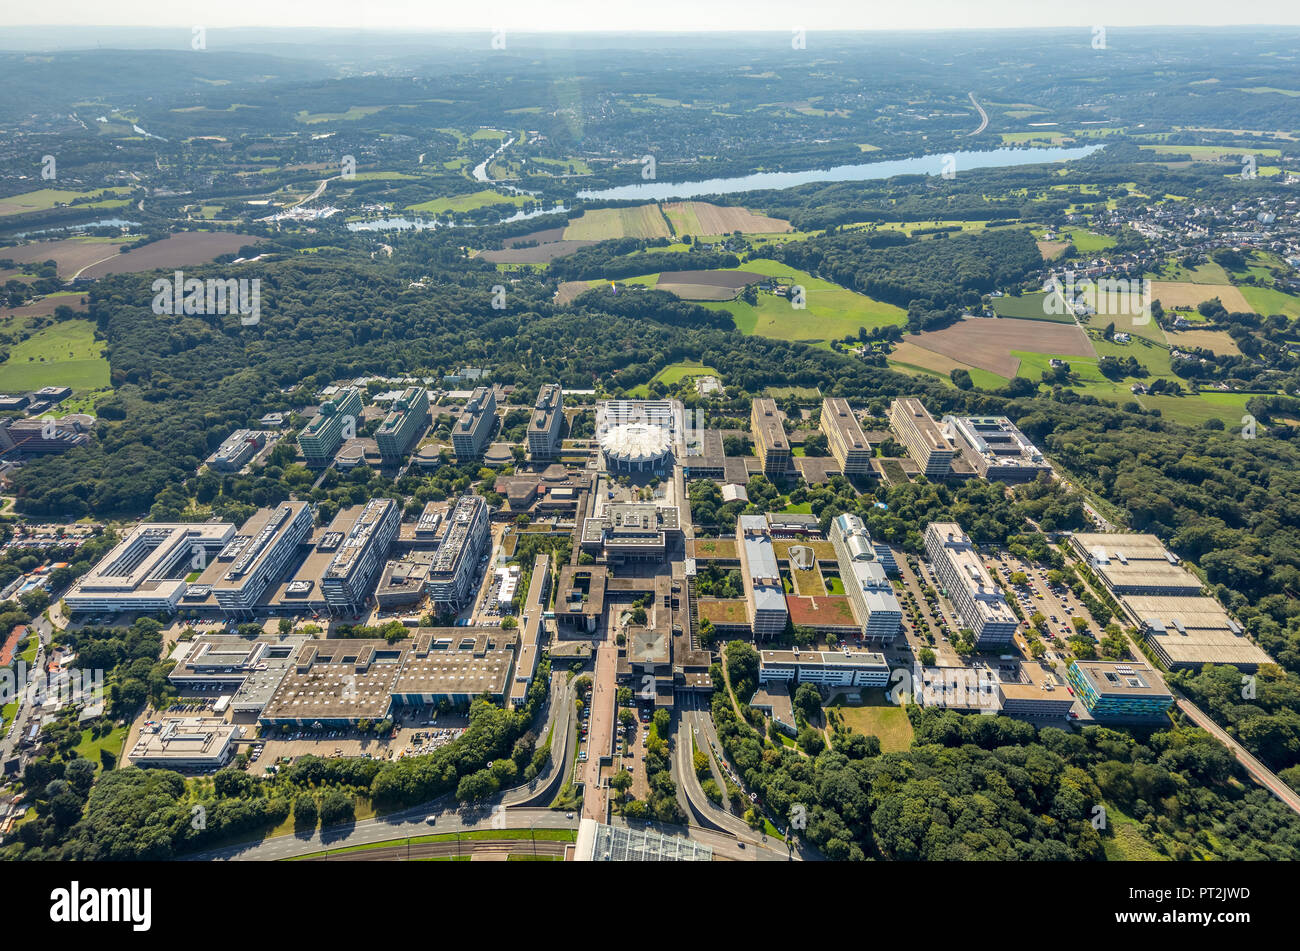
909 317 1094 378
562 205 671 241
1 292 88 322
663 201 792 236
1149 281 1251 313
555 280 596 305
889 341 971 376
657 269 761 289
2 237 129 278
79 232 261 278
478 239 595 264
1037 240 1069 259
503 227 566 247
655 283 741 300
1168 328 1242 356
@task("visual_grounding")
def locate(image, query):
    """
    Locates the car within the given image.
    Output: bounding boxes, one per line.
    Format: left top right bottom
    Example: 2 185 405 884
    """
425 815 438 825
565 812 575 819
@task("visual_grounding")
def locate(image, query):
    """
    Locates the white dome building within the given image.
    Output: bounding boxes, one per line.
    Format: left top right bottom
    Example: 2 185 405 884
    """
600 423 672 472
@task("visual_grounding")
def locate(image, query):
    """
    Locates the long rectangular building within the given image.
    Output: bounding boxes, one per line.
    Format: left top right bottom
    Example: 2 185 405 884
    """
210 502 315 618
924 522 1017 647
375 386 429 464
64 522 236 614
821 398 872 475
759 647 890 688
1069 533 1204 597
299 387 363 466
426 495 489 609
527 384 564 460
737 514 787 637
890 398 954 477
320 498 400 614
829 514 902 643
128 717 238 770
452 386 496 461
206 429 266 472
751 398 791 478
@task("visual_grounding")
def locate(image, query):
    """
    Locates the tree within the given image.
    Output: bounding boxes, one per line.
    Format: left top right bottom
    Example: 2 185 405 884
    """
919 647 936 666
294 793 318 832
318 789 355 826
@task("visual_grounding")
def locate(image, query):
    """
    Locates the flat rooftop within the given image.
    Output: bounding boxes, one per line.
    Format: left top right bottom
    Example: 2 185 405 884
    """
1072 533 1203 593
893 397 948 451
1070 660 1171 698
822 398 870 452
752 398 788 451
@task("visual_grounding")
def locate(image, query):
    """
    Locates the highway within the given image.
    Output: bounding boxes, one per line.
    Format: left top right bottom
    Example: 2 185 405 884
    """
967 92 989 135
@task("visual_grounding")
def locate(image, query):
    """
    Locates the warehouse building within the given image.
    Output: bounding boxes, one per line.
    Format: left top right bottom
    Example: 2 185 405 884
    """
829 514 903 643
738 514 788 637
64 521 236 615
1127 595 1273 671
759 646 890 688
392 629 518 708
426 494 489 609
890 398 955 477
941 415 1051 483
751 398 791 478
375 386 429 464
820 398 872 475
924 522 1018 647
298 387 363 466
452 386 497 461
527 384 564 460
1069 533 1204 597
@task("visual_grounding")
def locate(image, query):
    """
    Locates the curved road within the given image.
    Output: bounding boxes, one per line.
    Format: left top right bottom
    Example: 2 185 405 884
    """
1176 694 1300 814
967 92 989 136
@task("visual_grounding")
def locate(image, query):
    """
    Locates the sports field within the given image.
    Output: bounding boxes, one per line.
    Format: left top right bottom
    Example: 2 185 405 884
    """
0 319 110 392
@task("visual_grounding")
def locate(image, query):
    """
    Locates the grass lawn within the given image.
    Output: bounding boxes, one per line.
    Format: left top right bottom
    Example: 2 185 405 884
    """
0 319 110 392
628 361 720 397
1062 226 1115 253
703 258 905 347
0 186 132 218
1240 285 1300 319
75 725 129 771
294 106 388 123
827 690 914 752
405 190 526 215
991 292 1076 322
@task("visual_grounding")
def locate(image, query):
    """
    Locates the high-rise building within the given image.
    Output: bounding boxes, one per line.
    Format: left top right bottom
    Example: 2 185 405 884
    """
426 495 490 608
527 384 564 460
941 415 1051 483
299 387 363 466
829 514 902 643
452 386 496 461
820 398 872 475
751 398 790 478
320 498 400 613
375 387 429 464
737 514 787 637
210 502 315 618
923 522 1018 647
890 398 954 477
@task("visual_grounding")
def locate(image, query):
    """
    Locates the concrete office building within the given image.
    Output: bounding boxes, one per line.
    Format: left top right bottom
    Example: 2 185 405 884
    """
527 384 564 460
320 498 400 614
1067 660 1174 720
299 387 363 466
738 514 788 637
452 386 496 461
890 398 955 477
821 398 872 475
64 522 236 614
426 494 489 609
759 646 890 688
259 639 400 728
375 551 437 608
206 429 266 472
581 502 680 563
924 522 1018 647
508 554 551 708
375 386 429 464
941 415 1051 483
751 398 791 478
829 514 903 643
128 717 238 770
210 502 314 618
392 629 518 708
1070 533 1204 597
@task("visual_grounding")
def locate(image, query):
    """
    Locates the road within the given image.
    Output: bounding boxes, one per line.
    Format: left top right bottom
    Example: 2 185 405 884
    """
1 613 54 763
1175 695 1300 815
967 92 989 135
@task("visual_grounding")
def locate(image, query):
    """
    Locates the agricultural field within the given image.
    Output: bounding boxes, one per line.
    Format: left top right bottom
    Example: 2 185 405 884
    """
1165 327 1241 356
991 291 1076 323
78 232 262 278
654 268 763 301
904 316 1095 378
477 240 596 264
0 291 88 324
661 201 792 237
1138 143 1282 160
405 190 527 215
701 258 906 346
1062 227 1116 253
1240 285 1300 319
562 205 672 241
0 187 132 218
1149 281 1252 313
887 341 1010 390
294 105 389 123
1 236 132 278
0 319 110 392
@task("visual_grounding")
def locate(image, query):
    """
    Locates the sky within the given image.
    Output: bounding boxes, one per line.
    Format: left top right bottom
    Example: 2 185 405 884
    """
4 0 1300 32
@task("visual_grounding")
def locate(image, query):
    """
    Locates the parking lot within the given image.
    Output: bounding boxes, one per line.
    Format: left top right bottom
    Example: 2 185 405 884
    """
985 550 1105 647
